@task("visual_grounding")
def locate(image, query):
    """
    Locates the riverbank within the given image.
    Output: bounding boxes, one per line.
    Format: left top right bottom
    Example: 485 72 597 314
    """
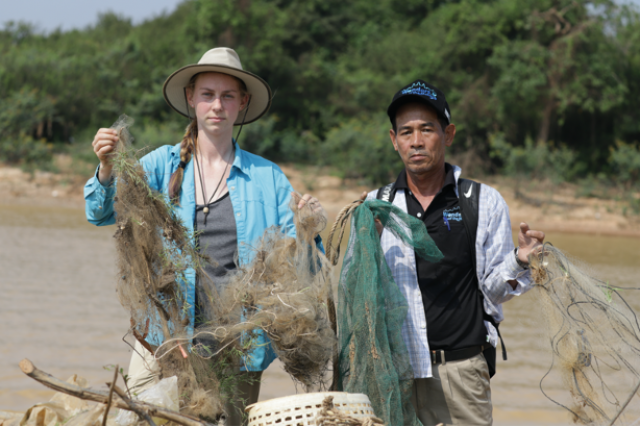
2 157 639 238
3 158 640 426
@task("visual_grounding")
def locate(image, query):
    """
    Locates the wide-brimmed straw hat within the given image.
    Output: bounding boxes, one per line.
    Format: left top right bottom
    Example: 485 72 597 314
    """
163 47 272 125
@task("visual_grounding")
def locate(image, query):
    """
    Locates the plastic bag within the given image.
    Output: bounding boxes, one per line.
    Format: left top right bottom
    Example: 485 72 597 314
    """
0 410 24 426
64 404 107 426
114 376 178 426
19 375 90 426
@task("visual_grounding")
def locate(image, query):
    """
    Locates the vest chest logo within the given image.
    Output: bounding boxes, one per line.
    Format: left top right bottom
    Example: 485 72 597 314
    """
443 206 462 222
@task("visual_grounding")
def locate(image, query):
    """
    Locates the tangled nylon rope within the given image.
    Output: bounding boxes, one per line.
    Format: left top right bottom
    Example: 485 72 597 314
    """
325 199 363 392
326 199 364 266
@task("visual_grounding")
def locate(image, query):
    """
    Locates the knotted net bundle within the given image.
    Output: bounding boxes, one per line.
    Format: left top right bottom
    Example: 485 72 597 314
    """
111 115 225 421
110 115 336 422
530 244 640 425
186 191 337 391
336 200 443 426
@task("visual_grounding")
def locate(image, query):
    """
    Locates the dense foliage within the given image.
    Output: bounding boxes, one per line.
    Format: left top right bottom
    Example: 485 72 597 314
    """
2 0 640 186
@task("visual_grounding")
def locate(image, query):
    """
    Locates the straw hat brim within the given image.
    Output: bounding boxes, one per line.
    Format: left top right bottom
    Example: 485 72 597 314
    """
163 64 272 125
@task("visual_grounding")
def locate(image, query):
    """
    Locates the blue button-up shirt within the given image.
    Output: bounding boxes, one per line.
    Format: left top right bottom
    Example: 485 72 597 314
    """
85 141 316 371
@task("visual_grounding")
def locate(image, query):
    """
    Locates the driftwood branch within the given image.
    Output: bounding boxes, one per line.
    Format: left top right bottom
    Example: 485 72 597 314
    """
102 365 119 426
19 358 209 426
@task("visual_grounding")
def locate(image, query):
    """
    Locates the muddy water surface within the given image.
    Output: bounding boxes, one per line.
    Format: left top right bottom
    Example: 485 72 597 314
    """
1 203 640 425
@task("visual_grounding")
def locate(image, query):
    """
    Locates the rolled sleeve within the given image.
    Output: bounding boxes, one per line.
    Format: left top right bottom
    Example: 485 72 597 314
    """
501 251 533 296
477 185 533 309
84 165 116 226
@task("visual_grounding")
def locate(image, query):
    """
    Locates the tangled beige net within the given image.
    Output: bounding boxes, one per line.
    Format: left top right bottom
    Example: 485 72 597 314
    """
111 116 225 421
314 396 384 426
110 115 336 422
180 190 337 391
530 244 640 425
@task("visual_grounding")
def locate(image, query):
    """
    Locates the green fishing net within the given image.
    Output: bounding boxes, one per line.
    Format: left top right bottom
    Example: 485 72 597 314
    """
336 200 443 426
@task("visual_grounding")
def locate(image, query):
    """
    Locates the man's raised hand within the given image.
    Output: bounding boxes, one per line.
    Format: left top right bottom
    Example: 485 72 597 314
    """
517 222 545 264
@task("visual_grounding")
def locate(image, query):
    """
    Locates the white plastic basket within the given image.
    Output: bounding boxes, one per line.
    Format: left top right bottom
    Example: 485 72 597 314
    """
245 392 375 426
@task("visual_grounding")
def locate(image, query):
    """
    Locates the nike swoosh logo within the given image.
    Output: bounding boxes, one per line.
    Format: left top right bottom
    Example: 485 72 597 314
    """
464 186 473 198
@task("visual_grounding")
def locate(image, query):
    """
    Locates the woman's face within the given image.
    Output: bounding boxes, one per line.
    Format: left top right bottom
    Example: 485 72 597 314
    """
187 72 248 136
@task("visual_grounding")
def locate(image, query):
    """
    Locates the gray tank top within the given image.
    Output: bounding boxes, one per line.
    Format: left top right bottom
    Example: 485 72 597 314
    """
195 192 238 295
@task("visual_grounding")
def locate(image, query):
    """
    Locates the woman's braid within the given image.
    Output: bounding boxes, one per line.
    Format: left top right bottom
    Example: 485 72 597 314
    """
168 118 197 203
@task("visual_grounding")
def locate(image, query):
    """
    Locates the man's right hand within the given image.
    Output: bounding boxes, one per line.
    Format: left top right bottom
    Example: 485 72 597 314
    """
92 128 119 184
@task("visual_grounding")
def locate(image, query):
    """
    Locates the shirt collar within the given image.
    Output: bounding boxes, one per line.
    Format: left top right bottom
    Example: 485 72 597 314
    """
394 163 456 192
230 140 247 175
171 139 247 176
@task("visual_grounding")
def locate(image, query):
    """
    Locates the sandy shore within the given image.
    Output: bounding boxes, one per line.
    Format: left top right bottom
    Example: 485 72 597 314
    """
3 158 637 238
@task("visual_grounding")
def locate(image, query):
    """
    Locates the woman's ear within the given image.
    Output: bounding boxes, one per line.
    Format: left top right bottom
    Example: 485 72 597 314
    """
186 87 194 107
239 93 250 111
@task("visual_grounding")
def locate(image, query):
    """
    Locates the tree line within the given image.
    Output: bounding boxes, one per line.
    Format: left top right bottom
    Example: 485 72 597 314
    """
1 0 640 187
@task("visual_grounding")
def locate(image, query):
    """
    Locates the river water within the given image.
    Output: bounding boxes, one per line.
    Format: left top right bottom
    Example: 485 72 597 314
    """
1 202 639 425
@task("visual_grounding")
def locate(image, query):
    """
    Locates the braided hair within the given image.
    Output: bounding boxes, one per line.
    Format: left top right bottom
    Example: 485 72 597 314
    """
168 118 198 203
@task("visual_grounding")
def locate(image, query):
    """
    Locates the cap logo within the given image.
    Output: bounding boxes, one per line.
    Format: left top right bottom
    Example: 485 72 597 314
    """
401 82 437 100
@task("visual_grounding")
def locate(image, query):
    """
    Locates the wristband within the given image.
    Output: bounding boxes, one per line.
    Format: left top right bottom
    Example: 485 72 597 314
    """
514 247 529 270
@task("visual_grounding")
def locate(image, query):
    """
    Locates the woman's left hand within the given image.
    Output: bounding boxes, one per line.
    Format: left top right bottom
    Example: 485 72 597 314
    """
296 193 325 215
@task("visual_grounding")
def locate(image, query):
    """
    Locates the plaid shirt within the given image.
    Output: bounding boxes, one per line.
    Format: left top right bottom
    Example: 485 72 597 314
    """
366 165 532 378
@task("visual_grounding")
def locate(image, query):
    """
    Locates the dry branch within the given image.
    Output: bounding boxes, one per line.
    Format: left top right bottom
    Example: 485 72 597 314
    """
102 365 118 426
109 382 156 426
19 358 209 426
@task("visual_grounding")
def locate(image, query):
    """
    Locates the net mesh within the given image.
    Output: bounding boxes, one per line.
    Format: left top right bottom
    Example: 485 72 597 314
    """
111 115 226 421
110 115 337 421
185 191 337 391
530 244 640 425
336 200 443 426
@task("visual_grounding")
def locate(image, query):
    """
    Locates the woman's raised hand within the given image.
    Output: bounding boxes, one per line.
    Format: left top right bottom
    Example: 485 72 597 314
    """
92 128 118 184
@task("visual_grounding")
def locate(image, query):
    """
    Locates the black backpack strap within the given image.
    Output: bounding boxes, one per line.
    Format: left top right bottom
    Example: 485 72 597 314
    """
376 183 396 203
458 178 508 373
458 178 481 277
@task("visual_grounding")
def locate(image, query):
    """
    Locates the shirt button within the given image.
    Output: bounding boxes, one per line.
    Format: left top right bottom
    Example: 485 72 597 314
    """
417 213 422 218
237 213 241 217
231 186 235 191
409 191 412 195
421 325 426 329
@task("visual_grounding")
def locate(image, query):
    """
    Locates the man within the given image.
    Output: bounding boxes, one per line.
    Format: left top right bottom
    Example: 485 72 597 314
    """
363 80 544 425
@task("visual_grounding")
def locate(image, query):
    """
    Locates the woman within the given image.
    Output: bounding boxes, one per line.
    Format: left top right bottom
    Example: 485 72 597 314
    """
85 47 324 424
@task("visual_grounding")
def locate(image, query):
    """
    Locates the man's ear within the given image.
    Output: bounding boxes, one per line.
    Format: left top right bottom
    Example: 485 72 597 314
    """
389 129 399 152
444 123 456 147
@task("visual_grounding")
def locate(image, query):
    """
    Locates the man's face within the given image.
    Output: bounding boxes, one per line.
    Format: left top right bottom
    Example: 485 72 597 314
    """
390 102 455 176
